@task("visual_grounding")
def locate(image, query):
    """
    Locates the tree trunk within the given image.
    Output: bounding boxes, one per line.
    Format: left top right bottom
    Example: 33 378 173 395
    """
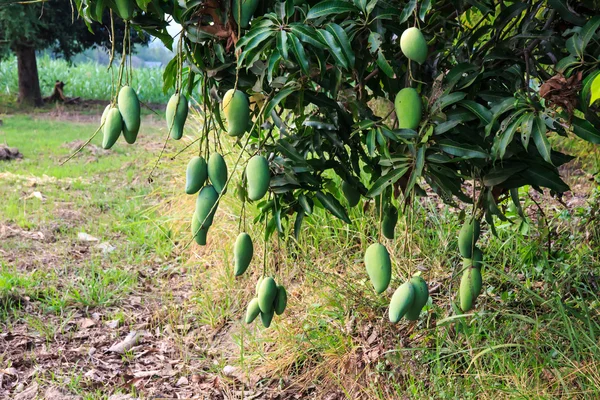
15 45 42 107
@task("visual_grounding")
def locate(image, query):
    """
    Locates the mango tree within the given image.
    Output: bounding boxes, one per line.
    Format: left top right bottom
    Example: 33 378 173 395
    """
72 0 600 322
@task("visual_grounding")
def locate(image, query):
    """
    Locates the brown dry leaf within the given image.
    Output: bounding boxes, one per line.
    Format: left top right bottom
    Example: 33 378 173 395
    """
44 386 83 400
14 382 38 400
79 318 96 329
539 71 583 116
108 331 144 354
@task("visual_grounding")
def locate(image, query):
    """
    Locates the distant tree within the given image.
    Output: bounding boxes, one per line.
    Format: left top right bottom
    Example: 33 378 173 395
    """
0 0 146 106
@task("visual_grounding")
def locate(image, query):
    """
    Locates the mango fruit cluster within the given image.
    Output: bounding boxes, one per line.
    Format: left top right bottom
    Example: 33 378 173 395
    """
458 218 484 312
101 86 141 149
245 276 287 328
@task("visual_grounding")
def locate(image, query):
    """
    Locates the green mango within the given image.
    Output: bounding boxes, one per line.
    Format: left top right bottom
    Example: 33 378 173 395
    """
405 276 429 320
260 309 275 328
460 267 482 312
232 0 260 28
208 153 228 193
117 86 141 144
382 205 399 240
234 232 253 276
458 218 481 258
274 285 287 315
191 211 208 245
341 181 360 207
245 298 261 324
195 185 219 229
364 243 392 294
389 281 415 323
185 156 208 195
246 155 270 201
223 89 250 137
102 107 122 150
400 27 427 64
166 94 188 140
394 88 422 130
257 276 277 313
114 0 134 20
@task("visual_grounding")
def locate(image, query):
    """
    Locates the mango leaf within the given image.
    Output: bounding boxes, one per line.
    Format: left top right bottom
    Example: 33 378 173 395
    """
572 117 600 144
438 139 488 159
398 0 417 24
325 23 355 68
317 29 349 69
315 191 351 223
510 188 525 218
459 100 492 126
589 72 600 106
405 146 425 196
433 92 467 112
483 163 527 186
289 24 326 49
277 30 289 60
520 112 534 149
418 0 431 21
492 112 525 160
532 115 552 164
366 165 410 197
288 34 310 75
547 0 586 26
581 16 600 51
294 209 305 240
306 0 358 19
522 165 569 193
556 55 579 73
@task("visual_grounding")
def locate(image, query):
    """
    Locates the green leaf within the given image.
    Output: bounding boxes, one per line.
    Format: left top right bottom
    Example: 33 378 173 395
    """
289 24 326 49
547 0 586 26
492 113 524 160
405 146 425 196
459 100 492 126
294 209 305 240
277 30 289 60
433 92 467 112
438 139 488 159
325 23 355 68
418 0 431 21
566 34 583 58
298 194 313 215
306 0 358 20
572 117 600 144
483 163 527 187
317 29 349 69
288 34 310 75
366 128 376 156
510 188 525 218
532 115 552 164
589 72 600 106
520 112 534 149
376 52 395 78
555 55 579 73
581 16 600 51
238 30 275 65
522 165 569 193
398 0 416 24
366 165 410 197
315 191 351 223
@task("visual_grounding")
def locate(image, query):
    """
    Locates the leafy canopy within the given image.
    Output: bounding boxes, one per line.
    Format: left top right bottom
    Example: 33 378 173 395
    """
74 0 600 236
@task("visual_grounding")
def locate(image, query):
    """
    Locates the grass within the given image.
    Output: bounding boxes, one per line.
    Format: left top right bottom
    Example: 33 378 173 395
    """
0 105 599 398
0 55 169 104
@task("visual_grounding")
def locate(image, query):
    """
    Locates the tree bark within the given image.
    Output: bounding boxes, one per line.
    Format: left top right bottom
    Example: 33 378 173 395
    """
15 45 42 107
